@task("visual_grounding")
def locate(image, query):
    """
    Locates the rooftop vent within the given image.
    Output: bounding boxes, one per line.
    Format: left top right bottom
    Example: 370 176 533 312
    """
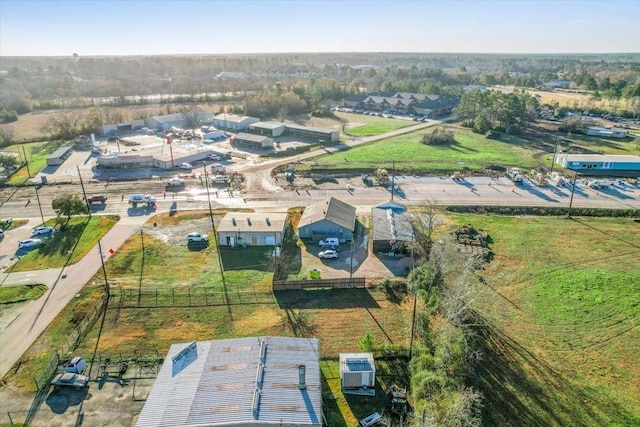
266 218 271 226
298 365 306 390
247 218 252 226
232 218 236 226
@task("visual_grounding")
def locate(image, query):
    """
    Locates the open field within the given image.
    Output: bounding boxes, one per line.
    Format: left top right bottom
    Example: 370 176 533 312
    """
10 216 119 272
449 214 640 426
310 124 639 174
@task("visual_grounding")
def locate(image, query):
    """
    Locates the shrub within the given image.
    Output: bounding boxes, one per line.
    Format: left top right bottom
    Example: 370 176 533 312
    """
422 127 455 145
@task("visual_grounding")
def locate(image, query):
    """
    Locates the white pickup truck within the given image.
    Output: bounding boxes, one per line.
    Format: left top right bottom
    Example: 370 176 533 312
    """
129 194 156 206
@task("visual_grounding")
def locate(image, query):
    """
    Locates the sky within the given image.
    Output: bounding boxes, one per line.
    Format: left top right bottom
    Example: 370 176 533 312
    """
1 0 639 56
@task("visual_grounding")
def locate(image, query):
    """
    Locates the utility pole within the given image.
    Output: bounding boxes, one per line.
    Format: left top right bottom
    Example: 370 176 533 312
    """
549 137 560 176
391 160 396 201
139 229 145 305
203 162 227 288
77 166 91 218
567 170 578 218
97 239 110 298
349 238 354 280
22 146 31 178
33 185 45 225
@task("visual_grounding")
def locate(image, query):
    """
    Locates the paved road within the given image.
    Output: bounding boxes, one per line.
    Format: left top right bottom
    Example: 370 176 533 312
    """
0 119 638 379
0 215 147 378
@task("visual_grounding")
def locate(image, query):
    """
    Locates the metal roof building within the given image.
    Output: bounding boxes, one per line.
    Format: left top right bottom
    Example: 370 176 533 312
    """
371 201 413 254
297 197 356 242
136 337 322 427
555 154 640 176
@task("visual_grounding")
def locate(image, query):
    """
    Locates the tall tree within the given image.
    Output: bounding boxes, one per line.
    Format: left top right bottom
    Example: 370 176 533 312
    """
52 194 88 222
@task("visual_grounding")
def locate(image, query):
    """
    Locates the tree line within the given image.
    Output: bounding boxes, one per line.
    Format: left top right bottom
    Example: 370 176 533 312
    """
456 90 540 134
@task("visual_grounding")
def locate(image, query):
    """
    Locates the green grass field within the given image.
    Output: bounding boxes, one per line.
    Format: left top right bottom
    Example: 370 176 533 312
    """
447 214 640 426
343 117 414 136
4 140 66 185
312 125 640 174
10 216 119 271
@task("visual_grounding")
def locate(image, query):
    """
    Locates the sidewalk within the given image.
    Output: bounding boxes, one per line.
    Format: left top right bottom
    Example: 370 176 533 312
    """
0 215 148 378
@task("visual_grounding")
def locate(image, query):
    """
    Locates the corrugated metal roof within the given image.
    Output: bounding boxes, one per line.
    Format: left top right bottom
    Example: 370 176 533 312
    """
216 212 288 233
298 197 356 231
213 113 259 124
136 337 321 427
558 154 640 163
372 203 413 243
285 123 338 135
250 121 286 130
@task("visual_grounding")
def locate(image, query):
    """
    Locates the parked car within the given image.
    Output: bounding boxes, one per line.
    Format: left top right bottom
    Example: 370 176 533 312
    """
319 249 339 259
319 237 339 246
165 177 185 186
210 163 226 173
208 154 222 161
32 226 55 236
58 357 87 374
179 162 193 169
211 175 230 184
85 195 107 204
51 372 90 390
18 238 43 250
0 229 4 241
187 232 208 243
320 244 340 252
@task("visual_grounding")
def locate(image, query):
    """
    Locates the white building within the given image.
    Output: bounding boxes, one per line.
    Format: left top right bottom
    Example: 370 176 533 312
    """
212 114 260 131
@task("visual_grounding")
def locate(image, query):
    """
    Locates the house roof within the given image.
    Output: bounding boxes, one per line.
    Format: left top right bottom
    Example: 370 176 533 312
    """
372 202 413 243
234 132 271 143
298 197 356 231
216 212 288 233
150 113 185 123
136 337 322 427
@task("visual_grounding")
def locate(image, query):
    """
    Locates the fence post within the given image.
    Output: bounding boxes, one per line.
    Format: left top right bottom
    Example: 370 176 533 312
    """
188 288 191 306
172 289 175 306
205 288 208 306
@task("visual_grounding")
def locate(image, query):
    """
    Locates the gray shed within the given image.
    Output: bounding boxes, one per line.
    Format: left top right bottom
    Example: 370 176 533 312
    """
46 146 73 166
297 197 356 242
372 201 413 253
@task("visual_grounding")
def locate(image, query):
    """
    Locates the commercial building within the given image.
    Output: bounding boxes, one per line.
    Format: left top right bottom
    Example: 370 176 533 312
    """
136 337 322 427
249 121 287 138
555 154 640 176
216 212 288 247
46 146 73 166
212 114 260 131
231 132 274 149
284 124 339 143
586 127 628 139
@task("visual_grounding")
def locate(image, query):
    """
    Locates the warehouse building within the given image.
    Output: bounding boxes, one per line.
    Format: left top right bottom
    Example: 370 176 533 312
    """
46 146 74 166
136 337 322 427
212 114 260 131
216 212 288 247
231 132 274 149
285 124 339 143
249 121 286 137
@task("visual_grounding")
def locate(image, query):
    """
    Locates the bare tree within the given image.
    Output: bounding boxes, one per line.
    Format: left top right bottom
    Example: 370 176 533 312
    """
0 125 16 147
41 111 84 139
178 105 205 129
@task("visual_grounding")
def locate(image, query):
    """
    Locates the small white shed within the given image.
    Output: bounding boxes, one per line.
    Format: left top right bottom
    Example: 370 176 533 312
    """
340 353 375 395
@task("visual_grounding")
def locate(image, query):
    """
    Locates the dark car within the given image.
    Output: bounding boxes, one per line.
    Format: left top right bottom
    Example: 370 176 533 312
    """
85 195 107 204
320 244 340 252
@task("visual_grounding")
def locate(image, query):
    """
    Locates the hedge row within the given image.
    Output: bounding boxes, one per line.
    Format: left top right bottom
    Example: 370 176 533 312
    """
445 205 639 217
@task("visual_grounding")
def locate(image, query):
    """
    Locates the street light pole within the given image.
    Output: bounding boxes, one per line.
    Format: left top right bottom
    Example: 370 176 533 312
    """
33 185 45 225
77 166 91 218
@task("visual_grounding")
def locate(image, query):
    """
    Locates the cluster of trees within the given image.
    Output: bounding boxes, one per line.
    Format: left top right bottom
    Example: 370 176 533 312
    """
402 207 486 426
456 90 539 134
422 127 456 145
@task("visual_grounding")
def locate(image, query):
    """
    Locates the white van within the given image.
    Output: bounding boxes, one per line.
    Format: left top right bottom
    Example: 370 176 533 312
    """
318 237 339 246
211 175 230 184
211 163 226 173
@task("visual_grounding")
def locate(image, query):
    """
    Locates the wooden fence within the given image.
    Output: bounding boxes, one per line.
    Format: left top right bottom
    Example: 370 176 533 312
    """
272 277 366 291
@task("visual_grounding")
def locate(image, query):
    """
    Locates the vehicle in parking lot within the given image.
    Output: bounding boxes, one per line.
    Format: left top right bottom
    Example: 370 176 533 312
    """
179 162 193 169
187 232 208 243
84 195 107 204
319 237 339 246
211 163 226 173
320 244 340 252
0 229 4 241
319 249 339 259
51 372 90 389
18 238 43 250
32 226 55 236
165 177 185 186
208 154 222 161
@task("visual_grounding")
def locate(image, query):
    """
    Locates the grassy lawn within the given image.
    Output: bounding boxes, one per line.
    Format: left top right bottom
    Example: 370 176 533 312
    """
0 284 47 304
343 117 415 137
9 215 119 271
314 126 543 173
4 140 66 185
447 214 640 426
